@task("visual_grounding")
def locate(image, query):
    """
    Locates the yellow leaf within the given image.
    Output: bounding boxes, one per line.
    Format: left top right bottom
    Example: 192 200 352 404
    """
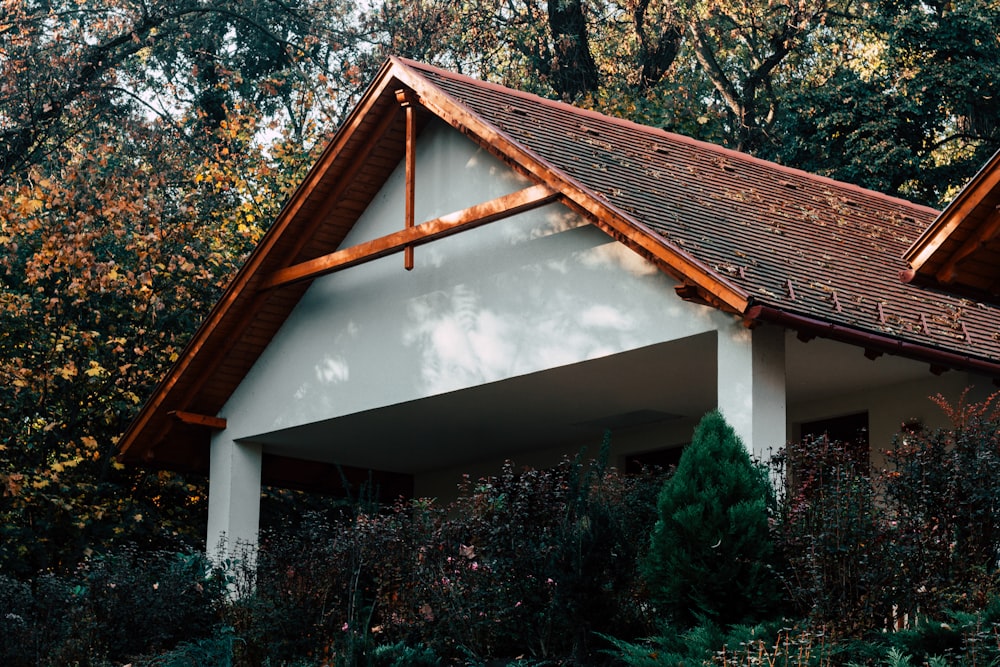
17 197 44 216
85 361 105 377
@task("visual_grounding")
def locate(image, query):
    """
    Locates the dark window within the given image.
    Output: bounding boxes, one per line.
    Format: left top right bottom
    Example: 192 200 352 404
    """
792 412 871 495
625 445 685 474
800 412 869 448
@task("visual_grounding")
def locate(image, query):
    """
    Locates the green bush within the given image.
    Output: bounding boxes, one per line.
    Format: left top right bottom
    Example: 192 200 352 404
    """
603 618 831 667
0 548 226 667
0 572 90 667
643 410 781 628
82 548 227 659
370 641 441 666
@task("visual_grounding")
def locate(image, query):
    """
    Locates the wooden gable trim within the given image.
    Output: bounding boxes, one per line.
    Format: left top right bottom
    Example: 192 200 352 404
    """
260 183 560 290
936 207 1000 284
278 95 406 268
389 57 752 315
117 59 406 462
904 149 1000 273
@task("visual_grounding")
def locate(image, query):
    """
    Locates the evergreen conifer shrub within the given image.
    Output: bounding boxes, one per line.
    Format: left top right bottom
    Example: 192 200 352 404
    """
642 410 781 627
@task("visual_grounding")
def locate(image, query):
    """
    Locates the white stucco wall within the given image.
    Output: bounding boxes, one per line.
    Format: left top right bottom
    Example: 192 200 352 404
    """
219 119 733 441
788 369 995 467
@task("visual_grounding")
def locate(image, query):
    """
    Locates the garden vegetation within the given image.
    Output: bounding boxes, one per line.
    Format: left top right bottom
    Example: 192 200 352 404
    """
3 397 1000 665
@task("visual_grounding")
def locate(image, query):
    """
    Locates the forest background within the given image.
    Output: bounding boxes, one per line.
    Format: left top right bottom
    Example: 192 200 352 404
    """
2 0 999 577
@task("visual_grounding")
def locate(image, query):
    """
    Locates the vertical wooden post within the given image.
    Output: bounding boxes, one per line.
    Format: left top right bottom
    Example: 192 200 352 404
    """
396 89 417 271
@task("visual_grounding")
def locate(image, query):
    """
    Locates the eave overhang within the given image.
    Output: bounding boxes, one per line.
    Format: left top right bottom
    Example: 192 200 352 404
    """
902 149 1000 303
117 58 415 480
745 303 1000 379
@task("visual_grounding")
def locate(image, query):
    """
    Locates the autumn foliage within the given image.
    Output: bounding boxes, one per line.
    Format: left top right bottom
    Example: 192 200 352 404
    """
0 0 338 574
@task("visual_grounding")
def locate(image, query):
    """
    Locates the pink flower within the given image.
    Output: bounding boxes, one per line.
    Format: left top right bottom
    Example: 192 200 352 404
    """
342 622 349 632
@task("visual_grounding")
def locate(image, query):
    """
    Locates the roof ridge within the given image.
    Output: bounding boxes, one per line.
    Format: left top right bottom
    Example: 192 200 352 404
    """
396 57 940 217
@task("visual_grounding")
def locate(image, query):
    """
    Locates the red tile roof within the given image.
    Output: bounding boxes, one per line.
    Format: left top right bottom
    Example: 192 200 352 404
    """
404 58 1000 371
117 57 1000 483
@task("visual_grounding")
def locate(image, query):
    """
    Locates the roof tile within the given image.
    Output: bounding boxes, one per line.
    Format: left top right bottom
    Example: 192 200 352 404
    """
405 59 1000 365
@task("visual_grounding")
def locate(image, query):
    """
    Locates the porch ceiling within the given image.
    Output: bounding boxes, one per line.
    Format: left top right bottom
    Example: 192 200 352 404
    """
243 329 931 475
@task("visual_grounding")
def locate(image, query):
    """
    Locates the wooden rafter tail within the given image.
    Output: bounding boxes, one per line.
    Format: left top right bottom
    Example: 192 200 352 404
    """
168 410 227 430
260 183 560 290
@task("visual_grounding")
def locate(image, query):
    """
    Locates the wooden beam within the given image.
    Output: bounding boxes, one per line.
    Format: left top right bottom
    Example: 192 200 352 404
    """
260 183 560 290
397 89 418 270
168 410 227 430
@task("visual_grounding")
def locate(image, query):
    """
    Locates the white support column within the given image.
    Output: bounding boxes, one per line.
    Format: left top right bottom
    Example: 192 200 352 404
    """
206 433 262 565
716 323 787 462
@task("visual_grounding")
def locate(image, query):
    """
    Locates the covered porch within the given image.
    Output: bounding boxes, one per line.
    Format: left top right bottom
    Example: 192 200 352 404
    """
207 321 976 557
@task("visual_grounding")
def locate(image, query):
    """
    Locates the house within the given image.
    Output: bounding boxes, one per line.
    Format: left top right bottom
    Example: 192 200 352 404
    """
117 57 1000 557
